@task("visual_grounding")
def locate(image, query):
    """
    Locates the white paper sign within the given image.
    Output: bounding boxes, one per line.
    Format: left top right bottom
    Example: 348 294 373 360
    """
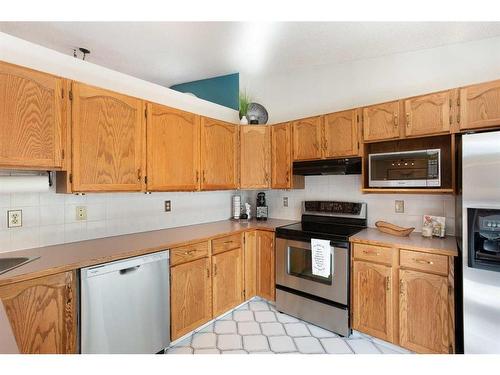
311 238 332 278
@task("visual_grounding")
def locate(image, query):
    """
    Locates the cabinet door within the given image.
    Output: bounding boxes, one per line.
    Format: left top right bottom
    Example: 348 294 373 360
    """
292 116 322 161
399 269 450 354
200 117 239 190
362 101 400 142
244 231 257 299
212 247 243 316
0 61 64 169
352 260 393 342
170 257 212 340
240 125 270 189
0 271 77 354
404 91 451 137
146 103 200 191
271 122 292 189
323 109 358 158
460 80 500 130
256 230 275 301
71 83 145 192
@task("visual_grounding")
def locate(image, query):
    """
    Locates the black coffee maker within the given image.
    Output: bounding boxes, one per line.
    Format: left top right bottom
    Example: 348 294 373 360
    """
256 192 268 221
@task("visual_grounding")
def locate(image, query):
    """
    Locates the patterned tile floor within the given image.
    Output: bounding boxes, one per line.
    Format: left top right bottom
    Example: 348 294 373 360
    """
166 298 410 354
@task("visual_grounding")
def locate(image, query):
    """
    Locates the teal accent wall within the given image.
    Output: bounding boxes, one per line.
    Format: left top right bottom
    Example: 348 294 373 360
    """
170 73 239 111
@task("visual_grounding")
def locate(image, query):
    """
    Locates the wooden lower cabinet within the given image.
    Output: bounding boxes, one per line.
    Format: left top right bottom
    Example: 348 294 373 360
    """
351 243 455 353
256 230 275 301
212 247 244 316
170 257 212 341
0 271 77 354
244 231 257 299
352 260 393 342
399 269 450 354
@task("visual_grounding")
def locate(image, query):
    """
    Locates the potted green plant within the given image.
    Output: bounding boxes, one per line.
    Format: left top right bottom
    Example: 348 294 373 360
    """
239 91 251 124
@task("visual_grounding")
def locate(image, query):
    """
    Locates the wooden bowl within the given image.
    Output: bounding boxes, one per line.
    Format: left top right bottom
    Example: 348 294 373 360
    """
375 221 415 237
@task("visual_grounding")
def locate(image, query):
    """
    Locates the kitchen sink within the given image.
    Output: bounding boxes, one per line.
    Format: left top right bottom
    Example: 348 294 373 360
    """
0 256 40 275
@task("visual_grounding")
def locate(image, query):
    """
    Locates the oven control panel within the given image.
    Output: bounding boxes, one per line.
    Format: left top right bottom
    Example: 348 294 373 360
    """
304 201 363 215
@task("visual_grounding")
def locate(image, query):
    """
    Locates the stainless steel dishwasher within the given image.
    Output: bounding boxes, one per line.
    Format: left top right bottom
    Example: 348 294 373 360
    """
81 250 170 354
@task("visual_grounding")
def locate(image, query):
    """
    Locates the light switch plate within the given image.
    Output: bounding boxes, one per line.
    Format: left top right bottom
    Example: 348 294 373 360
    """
395 200 405 213
76 206 87 221
283 197 289 207
165 200 171 212
7 210 22 228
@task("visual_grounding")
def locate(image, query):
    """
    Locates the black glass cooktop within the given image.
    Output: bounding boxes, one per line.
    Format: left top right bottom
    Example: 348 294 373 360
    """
276 221 365 242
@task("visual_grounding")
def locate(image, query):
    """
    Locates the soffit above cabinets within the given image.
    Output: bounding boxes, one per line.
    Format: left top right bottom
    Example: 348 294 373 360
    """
2 22 500 86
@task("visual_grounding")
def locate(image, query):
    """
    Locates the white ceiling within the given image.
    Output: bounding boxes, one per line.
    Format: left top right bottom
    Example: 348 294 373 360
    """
2 22 500 87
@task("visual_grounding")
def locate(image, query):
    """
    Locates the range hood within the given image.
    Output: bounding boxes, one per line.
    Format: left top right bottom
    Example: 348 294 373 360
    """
293 157 362 176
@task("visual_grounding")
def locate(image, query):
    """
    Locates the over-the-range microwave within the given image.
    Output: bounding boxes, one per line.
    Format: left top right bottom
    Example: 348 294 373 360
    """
368 149 441 188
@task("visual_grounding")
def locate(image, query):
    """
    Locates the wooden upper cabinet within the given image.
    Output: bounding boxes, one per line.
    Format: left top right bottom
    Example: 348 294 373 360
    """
362 101 400 142
212 247 243 316
323 110 359 158
256 230 275 301
170 257 212 340
0 271 77 354
352 260 393 342
200 117 239 190
399 269 450 354
71 83 145 192
146 103 200 191
240 125 270 189
271 122 292 189
0 61 65 169
404 91 451 137
460 80 500 130
292 116 322 160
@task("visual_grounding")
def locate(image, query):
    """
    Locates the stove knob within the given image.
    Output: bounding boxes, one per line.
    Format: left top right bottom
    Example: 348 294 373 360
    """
493 222 498 228
487 221 492 227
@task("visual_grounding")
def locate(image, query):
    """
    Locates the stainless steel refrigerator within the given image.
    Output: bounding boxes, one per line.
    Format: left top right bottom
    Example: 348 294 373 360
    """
460 130 500 353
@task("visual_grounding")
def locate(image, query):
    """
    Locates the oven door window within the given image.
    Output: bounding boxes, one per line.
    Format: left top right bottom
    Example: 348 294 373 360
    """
287 246 332 285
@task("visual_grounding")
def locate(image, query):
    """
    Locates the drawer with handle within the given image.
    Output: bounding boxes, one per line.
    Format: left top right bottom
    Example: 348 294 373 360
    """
212 233 242 255
400 249 448 275
170 241 209 266
353 243 393 265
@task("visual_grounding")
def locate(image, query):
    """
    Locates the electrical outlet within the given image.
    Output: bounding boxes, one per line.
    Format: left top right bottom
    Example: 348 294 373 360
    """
7 210 22 228
283 197 289 207
164 200 171 212
395 200 405 213
76 206 87 221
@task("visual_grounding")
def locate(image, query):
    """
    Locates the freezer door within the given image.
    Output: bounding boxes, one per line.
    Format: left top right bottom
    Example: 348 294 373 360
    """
81 251 170 354
462 131 500 353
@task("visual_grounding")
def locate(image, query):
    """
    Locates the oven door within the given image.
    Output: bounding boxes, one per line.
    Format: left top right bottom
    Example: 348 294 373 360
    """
276 238 348 305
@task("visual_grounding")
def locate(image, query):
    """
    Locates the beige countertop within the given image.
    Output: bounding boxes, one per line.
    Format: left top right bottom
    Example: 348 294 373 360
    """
350 228 458 257
0 218 295 286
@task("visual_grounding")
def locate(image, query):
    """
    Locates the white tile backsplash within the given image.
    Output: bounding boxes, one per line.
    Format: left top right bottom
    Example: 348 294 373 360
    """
0 173 456 254
0 175 236 253
243 175 456 236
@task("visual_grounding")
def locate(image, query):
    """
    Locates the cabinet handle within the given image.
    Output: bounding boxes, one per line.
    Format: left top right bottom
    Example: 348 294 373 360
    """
414 258 434 265
265 172 270 184
406 113 410 128
323 138 328 151
286 170 290 182
386 276 390 291
195 171 199 183
213 263 217 276
363 250 380 256
394 113 398 127
184 250 196 256
223 241 234 245
206 267 210 278
399 279 404 295
137 169 141 181
202 170 206 183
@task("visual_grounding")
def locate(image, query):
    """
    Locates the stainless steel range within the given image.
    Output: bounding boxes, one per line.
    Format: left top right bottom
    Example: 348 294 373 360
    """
275 201 367 337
